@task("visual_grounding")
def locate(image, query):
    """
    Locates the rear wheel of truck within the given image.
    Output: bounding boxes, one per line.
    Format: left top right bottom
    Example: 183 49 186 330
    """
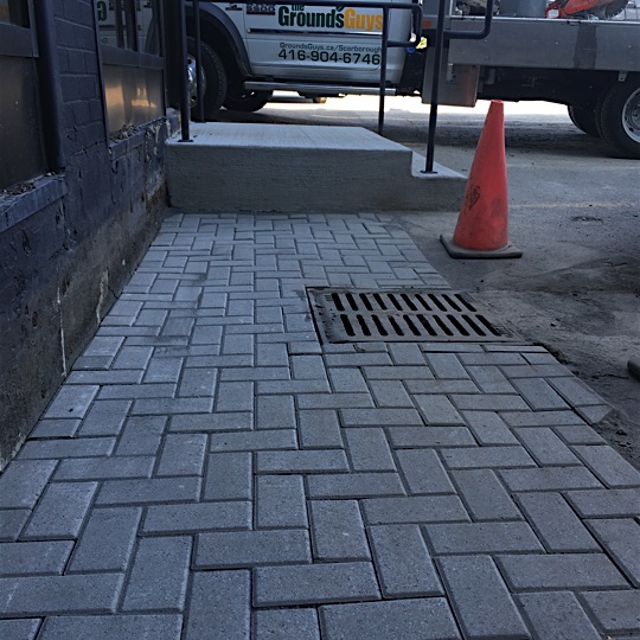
568 104 600 138
187 39 227 120
223 86 273 112
598 77 640 159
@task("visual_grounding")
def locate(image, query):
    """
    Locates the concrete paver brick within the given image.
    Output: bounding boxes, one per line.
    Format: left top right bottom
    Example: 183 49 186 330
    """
581 590 640 633
79 400 131 436
587 518 640 587
511 378 569 410
43 385 99 419
39 614 182 640
216 381 254 412
426 522 543 554
516 492 600 552
499 467 602 492
98 383 177 400
415 395 465 426
221 366 289 382
0 509 31 541
396 449 455 494
325 353 392 367
0 619 41 640
573 445 640 488
450 394 531 412
517 591 601 640
548 376 605 406
307 472 404 499
459 352 527 366
0 574 123 616
0 541 74 576
69 507 141 572
123 536 192 611
310 500 370 561
256 343 288 367
320 598 461 640
0 460 57 508
461 411 519 445
185 570 250 640
98 477 201 505
497 553 629 590
256 395 296 429
17 437 116 460
28 418 82 439
424 353 468 379
170 412 253 432
132 397 213 415
363 496 469 524
298 410 343 448
23 482 97 539
466 365 515 394
178 367 217 397
116 415 166 456
143 501 251 533
500 410 585 427
253 562 379 607
67 370 144 385
256 475 307 528
575 404 612 425
441 446 536 469
451 469 523 521
565 488 640 517
212 429 297 452
368 379 414 408
254 608 320 640
368 524 443 597
55 456 154 480
553 425 606 445
256 450 348 474
344 429 395 472
514 427 580 466
327 368 369 393
222 334 254 356
438 555 530 640
340 408 423 426
196 530 311 568
388 343 426 365
157 434 207 477
257 379 331 394
387 426 476 448
299 394 375 410
204 452 252 500
112 346 153 370
364 366 434 380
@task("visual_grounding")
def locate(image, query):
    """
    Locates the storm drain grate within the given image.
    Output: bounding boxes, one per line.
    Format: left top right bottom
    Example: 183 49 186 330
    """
307 288 515 343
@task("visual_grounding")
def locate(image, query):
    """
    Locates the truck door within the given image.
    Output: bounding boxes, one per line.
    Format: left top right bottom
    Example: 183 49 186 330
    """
241 1 413 84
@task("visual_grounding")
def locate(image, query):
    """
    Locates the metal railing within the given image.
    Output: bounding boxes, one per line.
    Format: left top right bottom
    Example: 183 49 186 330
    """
180 0 423 141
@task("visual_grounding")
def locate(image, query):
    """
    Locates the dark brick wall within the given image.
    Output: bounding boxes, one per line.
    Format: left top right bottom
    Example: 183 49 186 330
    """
0 0 171 468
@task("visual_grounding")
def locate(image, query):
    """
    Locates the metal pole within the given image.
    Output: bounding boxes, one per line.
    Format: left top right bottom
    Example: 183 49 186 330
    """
193 0 205 122
377 7 390 136
114 0 125 48
424 0 447 173
178 0 191 141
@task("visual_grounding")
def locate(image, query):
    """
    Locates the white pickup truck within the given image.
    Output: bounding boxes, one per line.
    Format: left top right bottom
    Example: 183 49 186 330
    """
177 1 640 156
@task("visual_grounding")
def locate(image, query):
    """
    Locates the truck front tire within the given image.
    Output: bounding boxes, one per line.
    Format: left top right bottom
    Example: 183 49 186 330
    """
598 77 640 159
187 39 227 120
223 87 273 112
568 104 600 138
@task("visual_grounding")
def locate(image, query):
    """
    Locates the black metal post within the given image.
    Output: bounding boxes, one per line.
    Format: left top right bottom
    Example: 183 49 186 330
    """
193 0 205 122
124 0 139 50
33 0 66 170
424 0 448 173
178 0 191 141
114 0 125 48
377 7 390 136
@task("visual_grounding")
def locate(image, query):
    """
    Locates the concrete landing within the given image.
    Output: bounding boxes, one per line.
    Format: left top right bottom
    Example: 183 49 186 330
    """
166 123 465 213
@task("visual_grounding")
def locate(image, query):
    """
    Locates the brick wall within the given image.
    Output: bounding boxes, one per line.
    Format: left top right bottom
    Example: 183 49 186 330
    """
0 0 172 468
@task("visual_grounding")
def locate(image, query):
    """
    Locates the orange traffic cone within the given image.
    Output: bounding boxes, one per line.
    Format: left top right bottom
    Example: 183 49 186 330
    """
441 101 522 259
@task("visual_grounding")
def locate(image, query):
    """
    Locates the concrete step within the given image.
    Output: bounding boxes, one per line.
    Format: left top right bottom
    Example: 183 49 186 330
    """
166 123 465 213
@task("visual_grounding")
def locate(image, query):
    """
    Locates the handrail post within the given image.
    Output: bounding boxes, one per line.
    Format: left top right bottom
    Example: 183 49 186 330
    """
377 7 390 136
193 0 205 122
424 0 447 173
179 0 191 141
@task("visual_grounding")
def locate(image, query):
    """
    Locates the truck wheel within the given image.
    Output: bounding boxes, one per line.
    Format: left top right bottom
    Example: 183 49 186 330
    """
223 87 272 112
187 39 227 120
568 104 600 138
598 78 640 159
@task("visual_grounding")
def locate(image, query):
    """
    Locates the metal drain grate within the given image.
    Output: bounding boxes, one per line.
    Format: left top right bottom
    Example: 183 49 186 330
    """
307 288 515 343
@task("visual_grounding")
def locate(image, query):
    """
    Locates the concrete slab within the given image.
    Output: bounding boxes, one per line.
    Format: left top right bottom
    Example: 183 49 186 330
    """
166 123 464 213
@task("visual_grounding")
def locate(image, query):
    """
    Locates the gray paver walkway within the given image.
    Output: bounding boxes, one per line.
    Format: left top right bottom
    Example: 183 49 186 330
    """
1 212 639 640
